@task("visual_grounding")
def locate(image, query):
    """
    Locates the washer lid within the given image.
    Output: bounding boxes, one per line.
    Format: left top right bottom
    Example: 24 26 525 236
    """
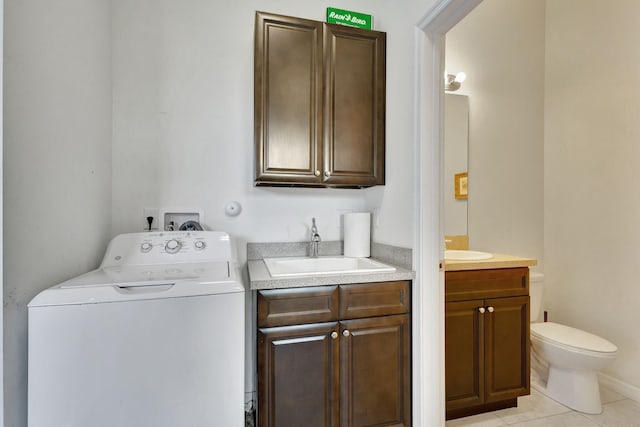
64 262 231 287
531 322 617 353
28 262 244 307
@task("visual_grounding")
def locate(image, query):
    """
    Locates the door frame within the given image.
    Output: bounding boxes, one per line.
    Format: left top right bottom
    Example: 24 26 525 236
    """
1 0 5 423
412 0 482 425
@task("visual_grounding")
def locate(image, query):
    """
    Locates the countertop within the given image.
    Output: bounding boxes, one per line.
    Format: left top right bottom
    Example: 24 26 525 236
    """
248 258 415 290
444 253 537 271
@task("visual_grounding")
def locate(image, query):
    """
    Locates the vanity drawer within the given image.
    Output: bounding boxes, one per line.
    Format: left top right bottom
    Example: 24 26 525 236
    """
445 268 528 302
257 286 339 327
339 281 411 319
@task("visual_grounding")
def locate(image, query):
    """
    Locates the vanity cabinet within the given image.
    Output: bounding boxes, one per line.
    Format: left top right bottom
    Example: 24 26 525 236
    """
445 268 530 420
257 281 410 427
254 12 386 188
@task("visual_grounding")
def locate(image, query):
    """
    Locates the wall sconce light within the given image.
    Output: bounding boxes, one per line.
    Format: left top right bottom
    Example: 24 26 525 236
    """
444 71 466 91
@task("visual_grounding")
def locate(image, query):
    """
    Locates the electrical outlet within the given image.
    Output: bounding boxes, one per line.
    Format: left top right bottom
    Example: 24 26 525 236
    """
143 207 159 231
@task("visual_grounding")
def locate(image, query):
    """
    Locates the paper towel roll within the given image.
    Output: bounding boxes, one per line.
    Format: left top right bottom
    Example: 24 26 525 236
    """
344 212 371 258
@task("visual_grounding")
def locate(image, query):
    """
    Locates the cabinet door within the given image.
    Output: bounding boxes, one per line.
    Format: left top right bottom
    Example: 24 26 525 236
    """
484 296 530 402
323 24 386 187
339 315 410 427
445 300 485 412
254 12 323 185
258 323 339 427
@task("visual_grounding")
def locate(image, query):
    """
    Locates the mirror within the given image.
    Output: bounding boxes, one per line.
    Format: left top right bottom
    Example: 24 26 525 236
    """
444 93 469 236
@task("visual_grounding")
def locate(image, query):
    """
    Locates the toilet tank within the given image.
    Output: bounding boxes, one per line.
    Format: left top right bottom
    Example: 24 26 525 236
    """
530 272 544 322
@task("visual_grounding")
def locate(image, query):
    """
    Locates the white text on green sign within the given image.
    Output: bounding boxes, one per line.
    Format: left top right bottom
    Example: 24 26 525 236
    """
326 7 372 30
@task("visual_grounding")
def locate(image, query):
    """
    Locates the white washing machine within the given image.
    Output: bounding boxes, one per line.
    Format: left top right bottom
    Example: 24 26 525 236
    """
28 231 245 427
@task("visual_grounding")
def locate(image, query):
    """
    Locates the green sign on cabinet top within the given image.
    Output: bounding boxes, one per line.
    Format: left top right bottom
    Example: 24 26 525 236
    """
326 7 372 30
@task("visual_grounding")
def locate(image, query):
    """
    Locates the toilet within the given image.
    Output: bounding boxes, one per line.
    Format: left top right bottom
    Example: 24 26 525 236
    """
529 272 617 414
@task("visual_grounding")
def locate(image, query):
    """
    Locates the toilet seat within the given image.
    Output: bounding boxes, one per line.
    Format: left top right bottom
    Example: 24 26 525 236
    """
531 322 617 355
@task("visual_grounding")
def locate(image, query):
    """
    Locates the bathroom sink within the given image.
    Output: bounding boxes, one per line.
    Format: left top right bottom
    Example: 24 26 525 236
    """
264 256 396 277
444 250 494 261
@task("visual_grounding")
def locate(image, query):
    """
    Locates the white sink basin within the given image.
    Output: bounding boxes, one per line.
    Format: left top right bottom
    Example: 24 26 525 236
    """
264 256 396 277
445 250 494 261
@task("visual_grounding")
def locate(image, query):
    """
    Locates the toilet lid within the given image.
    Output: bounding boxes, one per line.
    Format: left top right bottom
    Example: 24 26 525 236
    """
531 322 617 353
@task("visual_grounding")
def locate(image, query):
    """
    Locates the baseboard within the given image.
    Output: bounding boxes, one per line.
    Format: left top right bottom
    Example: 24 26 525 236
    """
599 372 640 403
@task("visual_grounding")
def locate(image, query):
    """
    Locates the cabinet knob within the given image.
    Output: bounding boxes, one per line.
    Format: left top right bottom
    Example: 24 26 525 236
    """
487 306 495 313
342 330 350 337
325 171 331 177
331 331 338 339
315 170 320 176
478 307 485 314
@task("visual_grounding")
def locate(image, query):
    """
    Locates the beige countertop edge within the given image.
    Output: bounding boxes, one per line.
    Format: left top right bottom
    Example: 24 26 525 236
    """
247 259 416 290
444 253 537 271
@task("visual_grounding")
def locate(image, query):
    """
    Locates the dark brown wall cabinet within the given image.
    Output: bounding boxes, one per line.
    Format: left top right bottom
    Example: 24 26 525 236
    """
445 268 530 420
257 281 410 427
254 12 386 188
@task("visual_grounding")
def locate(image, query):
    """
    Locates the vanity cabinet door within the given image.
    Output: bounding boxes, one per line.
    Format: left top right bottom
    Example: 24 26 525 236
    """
484 296 530 403
257 282 411 427
444 269 531 420
340 314 410 427
445 300 485 411
258 322 339 427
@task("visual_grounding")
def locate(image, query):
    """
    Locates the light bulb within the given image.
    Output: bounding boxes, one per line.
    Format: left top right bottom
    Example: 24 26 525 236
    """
455 72 466 83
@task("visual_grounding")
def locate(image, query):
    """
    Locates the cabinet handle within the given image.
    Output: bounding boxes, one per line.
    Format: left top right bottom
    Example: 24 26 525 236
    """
478 307 485 314
325 171 331 177
331 331 338 339
314 170 320 177
487 306 495 313
342 330 350 337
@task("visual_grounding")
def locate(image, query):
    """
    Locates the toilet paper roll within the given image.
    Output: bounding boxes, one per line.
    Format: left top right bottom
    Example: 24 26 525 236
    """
343 212 371 258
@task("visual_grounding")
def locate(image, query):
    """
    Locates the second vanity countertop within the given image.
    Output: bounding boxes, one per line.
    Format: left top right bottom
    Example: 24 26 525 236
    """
445 253 537 271
248 258 415 290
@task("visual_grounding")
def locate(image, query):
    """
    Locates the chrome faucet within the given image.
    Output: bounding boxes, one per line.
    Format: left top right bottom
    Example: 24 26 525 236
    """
310 218 321 258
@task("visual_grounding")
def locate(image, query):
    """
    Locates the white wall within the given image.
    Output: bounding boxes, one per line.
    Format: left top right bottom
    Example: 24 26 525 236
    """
445 0 545 265
544 0 640 391
112 0 425 259
3 1 112 426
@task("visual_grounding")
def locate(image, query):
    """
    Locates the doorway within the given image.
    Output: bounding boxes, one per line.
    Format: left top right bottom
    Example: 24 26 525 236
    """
413 1 482 425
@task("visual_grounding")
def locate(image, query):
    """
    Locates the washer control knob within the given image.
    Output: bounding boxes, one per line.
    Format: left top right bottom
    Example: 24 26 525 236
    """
165 239 182 254
194 241 206 251
140 242 152 253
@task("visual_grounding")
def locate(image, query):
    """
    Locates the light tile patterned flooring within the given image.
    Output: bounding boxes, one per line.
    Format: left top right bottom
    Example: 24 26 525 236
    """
446 386 640 426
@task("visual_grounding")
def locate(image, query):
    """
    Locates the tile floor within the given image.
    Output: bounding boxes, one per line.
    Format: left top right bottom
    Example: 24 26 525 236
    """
446 386 640 426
